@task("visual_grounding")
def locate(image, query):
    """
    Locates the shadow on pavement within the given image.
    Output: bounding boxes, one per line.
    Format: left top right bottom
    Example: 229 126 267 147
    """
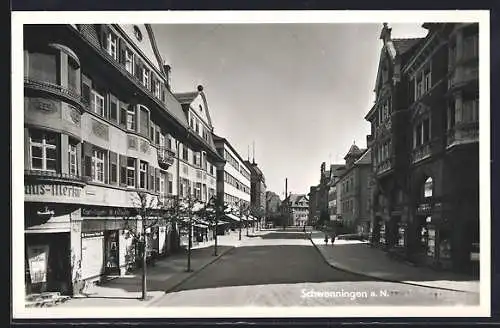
168 244 371 294
315 242 478 283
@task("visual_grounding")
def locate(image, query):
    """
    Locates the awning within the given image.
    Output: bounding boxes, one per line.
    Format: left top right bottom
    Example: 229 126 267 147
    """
224 213 241 222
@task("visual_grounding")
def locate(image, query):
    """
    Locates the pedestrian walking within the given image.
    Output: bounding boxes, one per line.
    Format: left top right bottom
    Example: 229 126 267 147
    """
324 234 329 245
331 234 336 245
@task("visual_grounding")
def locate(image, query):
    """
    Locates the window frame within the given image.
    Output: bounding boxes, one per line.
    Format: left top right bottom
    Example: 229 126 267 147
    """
91 149 105 183
124 48 134 74
126 106 136 131
106 32 118 60
139 161 147 189
29 130 58 172
68 142 78 176
126 157 136 188
91 90 105 117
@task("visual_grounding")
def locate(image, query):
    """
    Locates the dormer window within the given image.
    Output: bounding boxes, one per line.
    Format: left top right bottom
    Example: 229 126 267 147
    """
106 32 118 60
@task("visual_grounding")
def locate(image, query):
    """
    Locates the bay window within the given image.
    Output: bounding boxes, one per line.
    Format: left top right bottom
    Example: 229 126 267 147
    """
91 149 105 183
30 130 57 172
139 161 147 189
125 49 134 74
28 51 58 84
68 142 78 176
462 97 479 123
107 32 118 60
126 157 136 187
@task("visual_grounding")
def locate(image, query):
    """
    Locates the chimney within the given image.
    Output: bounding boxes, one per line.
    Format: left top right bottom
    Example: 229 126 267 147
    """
163 64 172 91
379 22 392 43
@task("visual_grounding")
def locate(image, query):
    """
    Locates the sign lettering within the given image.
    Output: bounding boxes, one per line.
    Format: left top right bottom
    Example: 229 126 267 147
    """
25 184 81 198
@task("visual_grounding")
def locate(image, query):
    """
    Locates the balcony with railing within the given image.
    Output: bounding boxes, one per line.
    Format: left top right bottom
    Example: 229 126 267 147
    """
446 121 479 148
411 142 432 164
24 78 85 111
24 169 87 186
157 146 176 170
376 157 393 175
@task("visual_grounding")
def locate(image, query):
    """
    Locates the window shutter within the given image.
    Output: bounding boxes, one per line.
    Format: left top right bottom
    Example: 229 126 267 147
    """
135 59 142 80
82 142 93 179
81 75 92 107
119 154 127 187
109 151 118 184
155 168 160 193
118 38 126 64
134 158 139 189
119 103 127 128
149 165 155 191
104 151 109 184
100 25 110 50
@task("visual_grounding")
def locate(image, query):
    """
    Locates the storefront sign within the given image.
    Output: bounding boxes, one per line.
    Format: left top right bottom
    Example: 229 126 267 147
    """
82 231 104 238
81 206 165 217
25 184 81 198
27 245 49 284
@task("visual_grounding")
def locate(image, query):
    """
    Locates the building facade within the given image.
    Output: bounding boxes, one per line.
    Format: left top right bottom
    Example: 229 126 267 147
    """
337 145 372 235
213 135 251 228
244 160 267 223
365 23 479 273
265 191 282 226
308 185 319 226
23 24 224 296
283 194 309 227
327 165 345 222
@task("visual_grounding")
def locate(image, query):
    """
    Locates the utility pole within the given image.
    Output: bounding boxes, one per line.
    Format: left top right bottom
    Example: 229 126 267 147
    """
284 178 288 230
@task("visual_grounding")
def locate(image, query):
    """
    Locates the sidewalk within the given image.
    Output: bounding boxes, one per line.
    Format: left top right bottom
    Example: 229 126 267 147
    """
57 232 257 308
310 237 480 294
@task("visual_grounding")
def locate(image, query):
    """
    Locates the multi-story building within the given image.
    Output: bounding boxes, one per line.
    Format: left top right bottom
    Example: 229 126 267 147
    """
244 160 267 224
337 144 372 234
327 164 345 222
364 23 424 250
365 23 479 273
282 194 309 227
23 24 224 296
265 191 281 226
213 135 251 227
307 185 319 226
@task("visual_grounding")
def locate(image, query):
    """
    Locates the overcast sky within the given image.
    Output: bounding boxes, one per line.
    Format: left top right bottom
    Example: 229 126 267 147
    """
152 23 428 199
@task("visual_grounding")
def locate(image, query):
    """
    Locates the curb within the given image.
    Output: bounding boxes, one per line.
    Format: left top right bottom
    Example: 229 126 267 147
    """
147 245 236 307
309 238 475 294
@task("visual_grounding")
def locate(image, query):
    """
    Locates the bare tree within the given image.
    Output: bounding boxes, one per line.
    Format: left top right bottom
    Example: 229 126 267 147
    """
197 196 230 256
122 191 174 301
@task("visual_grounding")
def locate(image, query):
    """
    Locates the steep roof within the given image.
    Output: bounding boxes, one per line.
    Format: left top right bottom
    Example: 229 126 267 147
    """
287 194 309 206
175 91 199 105
344 144 363 159
392 38 423 56
354 148 372 166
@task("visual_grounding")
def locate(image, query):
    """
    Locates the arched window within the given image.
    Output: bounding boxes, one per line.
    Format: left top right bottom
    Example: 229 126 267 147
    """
424 177 433 198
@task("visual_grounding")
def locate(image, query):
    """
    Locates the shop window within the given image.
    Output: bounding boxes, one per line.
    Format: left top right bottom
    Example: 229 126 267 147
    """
127 157 136 187
30 129 58 172
127 106 136 131
427 223 436 257
28 51 58 84
91 90 105 117
139 161 147 189
91 149 105 183
68 141 78 176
